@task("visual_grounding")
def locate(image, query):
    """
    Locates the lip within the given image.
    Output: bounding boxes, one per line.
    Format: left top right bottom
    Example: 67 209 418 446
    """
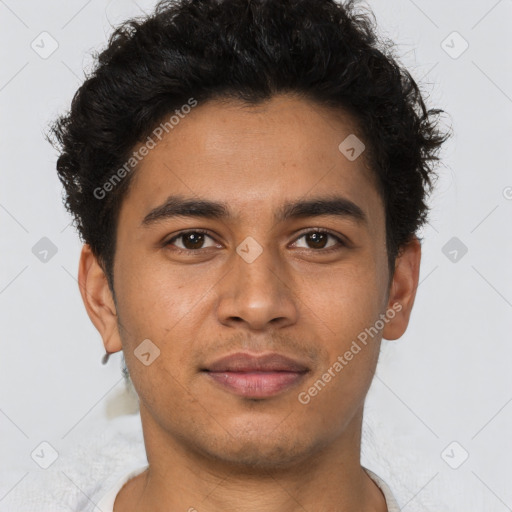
203 352 310 373
201 352 310 399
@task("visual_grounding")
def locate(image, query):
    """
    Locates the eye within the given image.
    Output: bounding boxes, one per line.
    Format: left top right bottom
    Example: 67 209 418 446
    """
164 228 346 254
165 230 219 251
292 229 345 251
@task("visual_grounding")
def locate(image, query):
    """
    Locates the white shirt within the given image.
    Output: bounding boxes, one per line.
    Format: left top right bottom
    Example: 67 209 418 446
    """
97 464 401 511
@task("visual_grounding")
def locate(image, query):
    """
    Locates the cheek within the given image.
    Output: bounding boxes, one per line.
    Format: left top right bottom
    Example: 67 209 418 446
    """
115 250 209 330
298 273 384 421
297 260 385 408
302 259 386 338
297 347 378 436
127 355 199 432
113 254 214 381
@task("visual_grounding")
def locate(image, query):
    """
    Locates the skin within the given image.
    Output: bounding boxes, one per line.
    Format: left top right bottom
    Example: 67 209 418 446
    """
79 94 421 511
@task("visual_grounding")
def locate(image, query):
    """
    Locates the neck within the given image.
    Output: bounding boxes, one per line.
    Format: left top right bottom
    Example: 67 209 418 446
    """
114 405 387 512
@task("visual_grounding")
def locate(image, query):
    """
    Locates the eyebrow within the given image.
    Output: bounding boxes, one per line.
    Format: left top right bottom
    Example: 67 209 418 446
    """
140 194 367 227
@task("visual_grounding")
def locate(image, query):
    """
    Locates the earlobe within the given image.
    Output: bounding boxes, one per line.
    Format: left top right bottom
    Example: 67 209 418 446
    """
382 237 421 341
77 244 123 354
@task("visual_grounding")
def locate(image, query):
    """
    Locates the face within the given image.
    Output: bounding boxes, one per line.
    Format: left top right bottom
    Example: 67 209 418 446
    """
80 94 420 470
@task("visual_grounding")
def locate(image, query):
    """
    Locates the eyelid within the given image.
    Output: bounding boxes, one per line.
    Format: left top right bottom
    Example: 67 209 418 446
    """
164 227 347 253
165 229 220 250
290 228 347 249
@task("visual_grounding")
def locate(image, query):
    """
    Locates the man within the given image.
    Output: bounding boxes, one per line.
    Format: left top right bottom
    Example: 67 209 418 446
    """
49 0 448 510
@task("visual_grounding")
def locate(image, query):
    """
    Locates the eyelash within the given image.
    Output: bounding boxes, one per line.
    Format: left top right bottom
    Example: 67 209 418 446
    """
164 228 347 255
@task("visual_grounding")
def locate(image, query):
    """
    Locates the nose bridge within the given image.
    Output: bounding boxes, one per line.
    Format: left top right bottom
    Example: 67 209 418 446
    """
215 239 298 330
236 241 280 293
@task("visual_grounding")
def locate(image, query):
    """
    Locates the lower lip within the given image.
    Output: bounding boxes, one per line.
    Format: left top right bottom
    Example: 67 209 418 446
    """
204 371 307 398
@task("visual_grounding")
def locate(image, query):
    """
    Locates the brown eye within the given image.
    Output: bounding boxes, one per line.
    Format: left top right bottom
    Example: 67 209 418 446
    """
293 230 344 250
165 230 218 251
180 232 206 250
305 232 329 249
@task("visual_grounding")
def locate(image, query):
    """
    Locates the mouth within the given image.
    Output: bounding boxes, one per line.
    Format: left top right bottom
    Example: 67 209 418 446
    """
201 352 310 399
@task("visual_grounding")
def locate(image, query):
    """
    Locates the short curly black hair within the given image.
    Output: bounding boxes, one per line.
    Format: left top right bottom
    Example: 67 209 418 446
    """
48 0 450 292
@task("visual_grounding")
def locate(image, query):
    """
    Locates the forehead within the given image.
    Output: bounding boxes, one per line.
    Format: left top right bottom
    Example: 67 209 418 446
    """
119 94 382 227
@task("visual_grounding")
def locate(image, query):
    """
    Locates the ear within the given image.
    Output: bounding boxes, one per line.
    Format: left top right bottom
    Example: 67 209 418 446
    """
77 244 122 354
382 236 421 341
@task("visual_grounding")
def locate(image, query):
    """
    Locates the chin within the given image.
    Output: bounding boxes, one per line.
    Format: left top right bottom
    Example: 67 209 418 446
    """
191 423 321 472
210 441 309 471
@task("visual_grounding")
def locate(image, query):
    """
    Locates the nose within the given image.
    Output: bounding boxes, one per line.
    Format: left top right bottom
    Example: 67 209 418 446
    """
215 244 299 332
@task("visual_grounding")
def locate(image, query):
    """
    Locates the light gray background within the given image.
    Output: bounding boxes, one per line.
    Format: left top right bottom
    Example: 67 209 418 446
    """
1 0 511 510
